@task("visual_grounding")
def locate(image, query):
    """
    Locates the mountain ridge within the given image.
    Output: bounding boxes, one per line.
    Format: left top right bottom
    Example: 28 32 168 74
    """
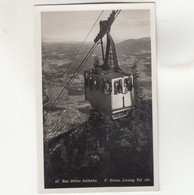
116 37 151 54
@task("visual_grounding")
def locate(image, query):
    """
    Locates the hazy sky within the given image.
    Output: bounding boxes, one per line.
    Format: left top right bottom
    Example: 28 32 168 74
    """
41 10 150 43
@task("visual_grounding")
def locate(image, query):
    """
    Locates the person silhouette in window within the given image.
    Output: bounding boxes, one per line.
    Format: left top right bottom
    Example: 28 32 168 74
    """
104 83 110 94
123 82 128 94
118 80 122 93
114 82 119 95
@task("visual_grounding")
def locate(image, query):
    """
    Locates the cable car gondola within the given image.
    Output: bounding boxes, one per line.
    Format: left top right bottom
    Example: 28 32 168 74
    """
44 10 133 121
84 10 134 120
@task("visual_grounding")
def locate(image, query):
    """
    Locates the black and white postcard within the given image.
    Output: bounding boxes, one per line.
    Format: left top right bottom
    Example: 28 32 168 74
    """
35 2 158 193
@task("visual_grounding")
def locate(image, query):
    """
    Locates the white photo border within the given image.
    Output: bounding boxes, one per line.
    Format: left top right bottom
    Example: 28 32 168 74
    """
35 2 158 193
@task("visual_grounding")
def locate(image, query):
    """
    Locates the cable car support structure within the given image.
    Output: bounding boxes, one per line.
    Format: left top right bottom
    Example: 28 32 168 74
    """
44 10 122 120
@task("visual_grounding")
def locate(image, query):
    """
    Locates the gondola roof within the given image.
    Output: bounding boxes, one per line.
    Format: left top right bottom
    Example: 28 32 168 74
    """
102 72 126 79
89 68 131 79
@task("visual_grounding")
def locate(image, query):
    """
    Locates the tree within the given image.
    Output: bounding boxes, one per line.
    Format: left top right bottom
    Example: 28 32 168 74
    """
131 59 145 118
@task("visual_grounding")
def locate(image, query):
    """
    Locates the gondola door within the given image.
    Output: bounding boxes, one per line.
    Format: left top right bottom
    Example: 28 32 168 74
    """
112 78 124 110
123 76 132 108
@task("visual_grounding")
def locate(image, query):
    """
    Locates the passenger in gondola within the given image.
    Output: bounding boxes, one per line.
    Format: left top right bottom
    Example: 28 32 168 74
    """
127 78 133 91
104 82 112 94
123 82 128 94
118 80 122 93
109 82 112 93
114 82 119 95
104 83 110 94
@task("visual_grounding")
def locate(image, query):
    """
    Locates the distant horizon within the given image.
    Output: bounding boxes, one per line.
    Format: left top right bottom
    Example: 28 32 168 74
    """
42 36 151 44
